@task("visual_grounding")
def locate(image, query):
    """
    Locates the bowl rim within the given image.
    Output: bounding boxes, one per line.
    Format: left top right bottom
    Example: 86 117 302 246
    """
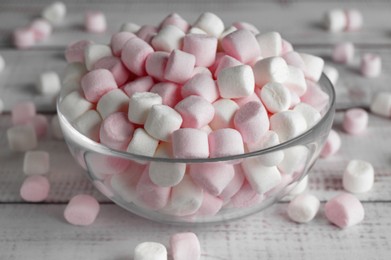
57 73 336 163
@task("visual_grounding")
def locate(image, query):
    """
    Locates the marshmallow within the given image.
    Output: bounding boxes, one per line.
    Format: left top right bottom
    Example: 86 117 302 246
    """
323 9 347 32
92 56 129 86
60 91 93 122
62 62 87 84
191 66 212 77
287 194 320 223
194 191 223 217
136 167 171 210
123 76 155 98
96 89 129 119
190 163 235 196
163 174 203 216
127 128 159 158
214 55 242 78
282 52 306 72
260 82 291 113
30 19 52 41
51 115 64 140
175 95 214 128
345 9 363 32
219 26 237 42
343 160 374 193
11 101 36 125
181 73 219 103
183 34 218 67
242 159 281 194
281 39 294 55
370 92 391 117
23 151 50 175
110 164 144 202
37 71 61 95
209 128 244 158
85 11 107 33
222 29 261 63
150 82 182 107
136 25 158 43
193 12 224 37
253 57 289 87
293 103 321 129
278 146 309 175
74 110 102 142
170 232 201 260
342 108 368 135
128 92 162 124
219 165 245 201
255 31 282 58
110 32 136 57
42 2 66 24
164 49 195 84
134 242 167 260
120 22 141 33
64 194 100 226
230 181 262 208
0 54 4 72
60 81 80 97
151 25 185 52
300 80 329 113
284 65 307 97
320 129 341 158
299 53 324 82
148 142 186 187
172 128 209 159
217 65 255 98
20 175 50 202
324 193 365 228
287 175 308 196
210 99 239 130
65 40 93 63
26 114 49 139
233 93 262 107
333 42 355 64
86 153 131 179
81 69 118 103
160 13 189 32
232 21 259 34
13 28 35 49
145 104 183 141
145 51 169 81
246 130 284 167
121 37 155 76
84 44 112 71
7 125 37 151
323 64 339 86
360 53 381 78
188 27 207 35
234 101 270 144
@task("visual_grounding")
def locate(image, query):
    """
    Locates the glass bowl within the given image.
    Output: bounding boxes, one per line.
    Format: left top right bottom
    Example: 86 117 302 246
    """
57 74 335 224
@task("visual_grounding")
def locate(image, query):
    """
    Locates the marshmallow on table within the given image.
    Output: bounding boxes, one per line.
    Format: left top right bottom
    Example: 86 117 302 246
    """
234 101 270 144
181 73 219 103
209 128 244 158
175 95 214 128
84 44 112 71
13 28 35 49
278 145 309 175
255 31 282 58
64 194 100 226
51 115 64 140
73 110 102 142
282 51 306 72
323 9 347 32
230 181 262 208
210 99 239 130
151 25 185 52
301 80 329 112
144 104 183 142
284 65 307 97
110 32 136 57
30 19 52 41
26 114 48 138
42 1 66 24
96 89 129 119
170 232 201 260
23 151 50 175
172 128 209 158
92 56 129 86
324 193 365 228
145 52 169 81
342 108 368 135
360 53 381 78
81 69 118 103
65 40 93 63
59 91 93 122
7 125 37 151
320 129 341 158
164 49 195 84
323 64 339 86
219 165 245 201
62 62 87 84
182 34 218 67
150 82 181 107
123 76 155 98
260 82 291 113
343 160 374 193
333 42 355 64
134 242 167 260
293 103 321 129
253 57 289 87
85 11 107 33
192 12 224 37
246 130 284 167
214 55 242 78
128 92 162 124
299 53 325 82
370 92 391 117
11 101 36 125
120 22 141 33
287 194 320 223
20 175 50 202
127 128 159 158
345 9 363 32
37 71 61 95
232 21 259 34
221 29 261 63
111 165 143 202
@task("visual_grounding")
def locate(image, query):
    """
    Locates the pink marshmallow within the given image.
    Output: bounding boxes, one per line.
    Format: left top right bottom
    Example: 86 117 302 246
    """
81 69 118 103
110 31 136 56
172 128 209 158
189 163 235 196
234 101 269 144
183 34 218 67
92 56 129 86
170 232 201 260
345 9 363 32
20 175 50 202
181 73 219 103
64 194 100 226
230 181 262 208
219 165 245 201
324 193 365 228
150 82 181 107
65 40 93 63
160 13 190 32
332 42 355 64
282 51 306 72
25 114 48 139
301 80 329 112
13 28 35 49
208 128 244 158
87 154 131 180
121 37 154 76
194 191 223 217
99 112 135 151
85 11 107 33
320 129 341 158
281 39 294 55
221 29 261 64
360 53 381 78
175 95 215 128
11 101 36 125
122 76 154 98
233 93 261 107
342 108 368 135
232 21 259 34
214 55 242 78
208 52 225 75
30 19 52 41
164 49 196 84
136 25 158 42
145 51 169 81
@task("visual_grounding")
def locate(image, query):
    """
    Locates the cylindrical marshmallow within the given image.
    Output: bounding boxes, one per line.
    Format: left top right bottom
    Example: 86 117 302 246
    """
299 53 325 82
81 69 118 103
7 125 37 151
64 194 100 226
85 11 107 33
20 175 50 202
343 160 374 193
221 29 261 63
150 82 182 108
213 55 242 78
151 25 185 52
128 92 162 124
84 44 112 71
192 12 224 37
92 56 129 86
99 112 134 150
217 65 255 99
293 103 321 129
332 42 354 64
30 19 52 41
181 73 219 103
74 110 102 142
172 128 209 158
360 53 381 78
260 82 291 113
11 101 36 125
121 37 154 76
320 129 341 158
242 159 281 194
175 95 214 129
210 99 239 130
164 49 195 84
170 232 201 260
23 151 50 175
123 76 155 98
110 32 136 57
42 2 66 24
370 92 391 118
255 31 282 58
301 80 329 113
278 145 309 175
270 110 307 143
287 193 320 223
246 130 284 167
96 89 129 119
253 57 289 87
345 9 363 32
209 128 244 158
134 242 167 260
182 34 217 67
13 28 35 49
127 128 159 158
323 9 347 32
342 108 368 135
145 51 169 81
37 71 61 96
136 25 158 43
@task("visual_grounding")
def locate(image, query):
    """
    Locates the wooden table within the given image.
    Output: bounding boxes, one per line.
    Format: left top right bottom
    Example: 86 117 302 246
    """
0 1 390 259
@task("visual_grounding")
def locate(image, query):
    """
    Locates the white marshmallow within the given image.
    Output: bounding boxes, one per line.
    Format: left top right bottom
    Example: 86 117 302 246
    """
0 54 5 72
193 12 225 37
255 31 282 58
187 27 207 35
96 89 129 119
260 82 291 113
51 115 64 140
128 92 162 124
127 128 159 158
60 80 80 96
323 64 339 86
323 9 346 32
246 130 284 167
73 110 102 142
217 65 254 99
287 194 320 223
299 53 324 82
59 91 93 122
343 160 375 193
42 2 66 24
151 25 185 52
23 151 50 175
293 103 321 129
241 159 282 194
270 110 307 142
120 22 141 33
62 62 87 84
210 99 239 130
287 175 308 196
37 71 61 95
134 242 167 260
84 44 112 71
253 57 289 87
111 167 143 202
284 65 307 97
219 26 237 39
278 146 309 175
148 142 186 187
370 92 391 118
7 125 37 151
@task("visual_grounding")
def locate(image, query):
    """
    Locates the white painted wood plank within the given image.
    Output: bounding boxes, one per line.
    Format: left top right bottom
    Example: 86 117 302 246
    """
0 202 390 260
